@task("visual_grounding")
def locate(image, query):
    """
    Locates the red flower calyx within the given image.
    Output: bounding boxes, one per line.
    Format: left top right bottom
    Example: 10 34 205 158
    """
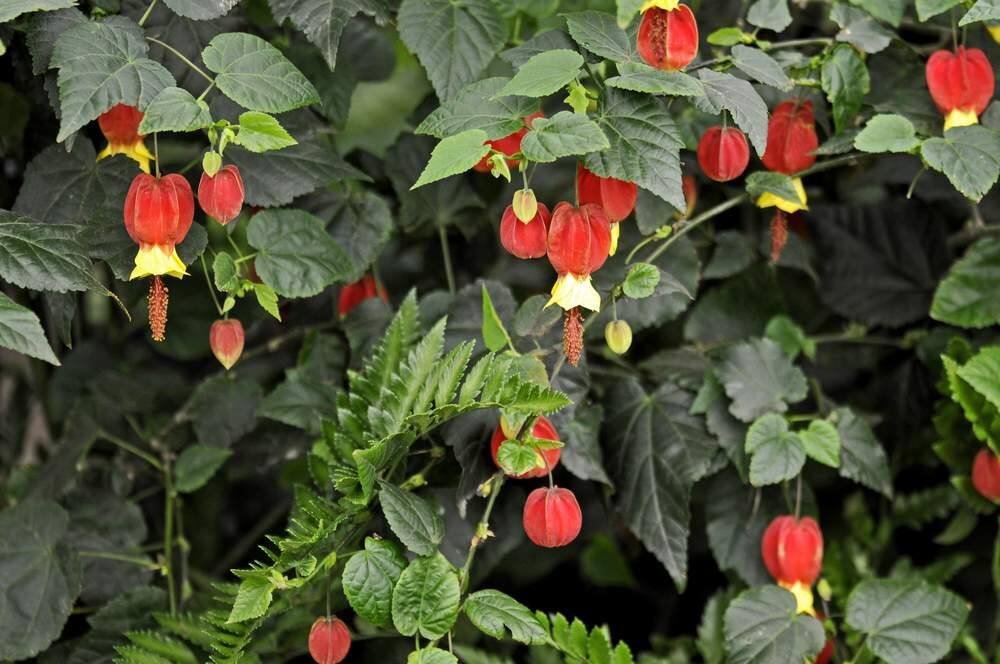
926 47 995 131
210 319 245 370
490 415 561 479
198 164 245 225
523 486 582 548
474 112 544 173
500 202 551 260
697 126 750 182
576 164 638 256
546 202 612 312
973 449 1000 503
308 616 351 664
338 275 388 318
762 515 824 614
637 1 699 71
98 104 154 173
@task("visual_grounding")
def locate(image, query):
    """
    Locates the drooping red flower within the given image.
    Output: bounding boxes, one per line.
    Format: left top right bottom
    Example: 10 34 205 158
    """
198 165 245 225
637 2 699 71
473 112 545 173
697 126 750 182
576 164 637 256
546 202 612 312
490 415 561 479
762 100 819 176
500 202 550 259
98 104 154 173
926 47 995 131
973 449 1000 503
210 319 245 370
762 515 824 586
308 616 351 664
338 275 388 318
523 487 582 548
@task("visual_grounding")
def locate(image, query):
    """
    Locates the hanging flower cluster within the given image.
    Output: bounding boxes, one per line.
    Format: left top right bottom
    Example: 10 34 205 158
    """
926 47 995 131
636 1 699 71
98 104 154 173
761 515 824 615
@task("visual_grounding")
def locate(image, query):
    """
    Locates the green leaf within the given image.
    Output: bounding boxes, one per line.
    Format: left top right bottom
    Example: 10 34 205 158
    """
960 0 1000 25
745 171 801 201
162 0 239 20
849 0 905 26
378 482 444 556
715 339 809 422
227 576 273 623
708 27 750 46
584 89 685 211
174 445 232 493
343 537 407 627
0 292 60 365
622 263 661 299
745 413 806 486
391 553 461 640
846 579 969 664
800 419 841 467
255 283 281 320
854 113 919 153
496 440 543 476
831 4 894 53
0 499 81 661
731 45 792 91
412 129 491 189
520 111 609 163
0 213 101 293
325 188 394 283
481 284 512 352
498 49 584 98
213 252 240 293
184 376 262 448
724 586 825 664
50 16 175 142
415 77 539 140
465 590 549 645
408 647 458 664
615 0 645 28
233 111 297 152
764 314 815 360
695 69 769 155
921 125 1000 201
398 0 505 101
268 0 390 70
138 86 213 134
822 44 871 133
917 0 962 21
747 0 792 32
835 407 893 497
932 238 1000 328
202 32 320 112
564 11 634 62
0 0 76 27
25 7 86 75
247 208 352 298
698 589 734 664
605 62 704 97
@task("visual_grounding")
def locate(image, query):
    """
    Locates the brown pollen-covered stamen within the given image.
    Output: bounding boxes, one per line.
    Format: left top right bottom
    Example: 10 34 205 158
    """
563 307 584 367
148 275 169 342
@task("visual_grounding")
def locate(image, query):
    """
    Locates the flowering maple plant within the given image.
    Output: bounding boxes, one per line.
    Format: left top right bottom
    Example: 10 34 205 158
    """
4 1 1000 663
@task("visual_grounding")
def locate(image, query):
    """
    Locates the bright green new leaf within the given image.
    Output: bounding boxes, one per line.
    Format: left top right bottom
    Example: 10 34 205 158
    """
378 482 444 556
465 590 549 644
392 554 461 640
498 49 585 98
520 111 609 163
343 537 406 627
234 111 297 153
799 419 841 468
854 114 920 153
412 130 491 189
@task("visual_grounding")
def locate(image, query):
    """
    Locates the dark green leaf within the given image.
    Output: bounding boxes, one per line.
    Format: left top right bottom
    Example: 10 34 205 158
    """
268 0 390 70
0 213 101 293
724 586 825 664
921 126 1000 202
831 4 894 53
416 77 539 140
162 0 239 20
0 292 59 365
138 86 212 133
25 7 86 75
822 44 871 133
745 413 806 486
343 537 407 626
183 376 262 448
605 62 704 97
564 10 634 62
520 111 609 163
745 171 800 201
747 0 792 32
714 339 808 422
174 445 232 493
731 45 791 90
392 553 461 639
498 49 584 98
695 69 769 155
379 482 445 556
0 0 75 24
835 407 893 497
916 0 962 21
932 238 1000 328
960 0 1000 25
465 590 548 644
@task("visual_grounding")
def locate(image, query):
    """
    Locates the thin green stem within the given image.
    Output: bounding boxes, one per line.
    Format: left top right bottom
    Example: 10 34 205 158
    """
196 80 215 102
234 253 258 265
79 550 161 569
163 462 177 615
460 475 505 593
583 61 605 92
438 225 456 295
225 233 245 258
200 254 224 317
97 430 164 471
644 194 748 264
137 0 159 27
146 37 215 84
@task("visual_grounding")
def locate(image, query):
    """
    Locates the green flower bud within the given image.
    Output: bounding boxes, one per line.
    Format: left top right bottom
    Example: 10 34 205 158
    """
512 188 538 222
605 320 633 355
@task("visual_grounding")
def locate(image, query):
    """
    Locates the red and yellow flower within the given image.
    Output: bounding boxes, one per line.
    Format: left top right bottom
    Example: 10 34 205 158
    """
761 515 824 615
546 203 612 313
926 47 995 131
98 104 154 173
637 1 699 71
576 164 638 256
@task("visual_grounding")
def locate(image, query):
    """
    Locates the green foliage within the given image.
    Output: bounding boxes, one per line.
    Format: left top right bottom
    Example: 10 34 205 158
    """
723 586 824 664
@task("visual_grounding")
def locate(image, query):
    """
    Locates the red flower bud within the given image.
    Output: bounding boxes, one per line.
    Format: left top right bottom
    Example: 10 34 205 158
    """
198 165 245 225
762 100 818 175
761 515 824 587
124 173 194 280
576 164 638 223
637 3 699 71
697 126 750 182
674 175 698 219
210 319 245 370
490 416 561 479
308 616 351 664
98 104 154 173
523 487 582 548
473 112 544 173
338 274 388 318
500 203 551 259
926 47 995 131
973 449 1000 503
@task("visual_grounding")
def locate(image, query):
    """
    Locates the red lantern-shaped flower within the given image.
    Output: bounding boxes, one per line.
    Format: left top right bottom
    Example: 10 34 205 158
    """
338 274 388 318
762 100 818 178
308 616 351 664
697 126 750 182
762 515 824 615
500 202 551 259
576 164 637 256
637 1 699 71
973 449 1000 503
210 319 245 370
98 104 154 173
523 487 582 548
490 416 561 479
198 165 245 225
926 47 995 131
474 112 544 173
124 173 195 341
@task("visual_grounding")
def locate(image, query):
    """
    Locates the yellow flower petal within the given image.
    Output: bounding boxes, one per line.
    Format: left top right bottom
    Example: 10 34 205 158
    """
780 581 816 616
546 273 601 312
989 24 1000 45
609 222 621 257
640 0 680 11
97 139 154 174
130 245 187 280
756 177 808 213
944 108 980 132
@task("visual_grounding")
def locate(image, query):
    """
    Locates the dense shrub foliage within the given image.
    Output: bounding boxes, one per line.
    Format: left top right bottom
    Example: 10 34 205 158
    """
3 0 1000 662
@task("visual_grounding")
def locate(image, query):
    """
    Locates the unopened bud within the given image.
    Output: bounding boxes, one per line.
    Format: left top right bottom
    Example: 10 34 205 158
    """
202 151 222 177
512 188 538 223
605 320 633 355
